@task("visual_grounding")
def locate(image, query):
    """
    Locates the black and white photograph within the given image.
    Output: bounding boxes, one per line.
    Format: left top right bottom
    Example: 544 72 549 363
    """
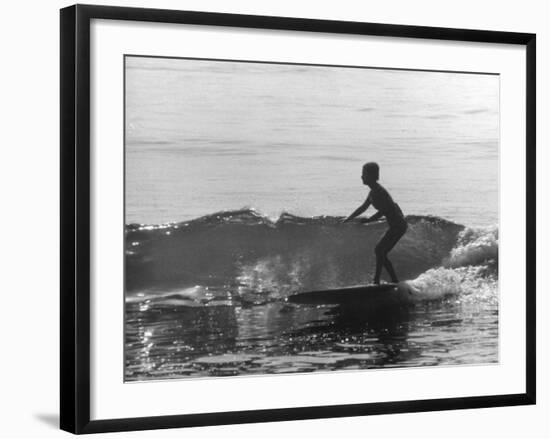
1 0 543 436
124 55 499 381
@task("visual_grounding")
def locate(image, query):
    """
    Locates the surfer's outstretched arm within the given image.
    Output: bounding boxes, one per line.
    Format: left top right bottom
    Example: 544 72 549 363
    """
366 210 384 223
343 198 371 223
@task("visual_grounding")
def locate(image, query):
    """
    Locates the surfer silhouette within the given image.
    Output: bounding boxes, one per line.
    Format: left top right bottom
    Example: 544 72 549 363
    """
343 162 407 284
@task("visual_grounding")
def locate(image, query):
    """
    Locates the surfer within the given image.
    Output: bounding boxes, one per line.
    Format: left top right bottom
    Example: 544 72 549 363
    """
343 162 407 284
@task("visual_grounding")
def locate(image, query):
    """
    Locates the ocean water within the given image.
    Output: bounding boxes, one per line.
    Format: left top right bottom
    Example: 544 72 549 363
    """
125 57 499 227
124 56 499 381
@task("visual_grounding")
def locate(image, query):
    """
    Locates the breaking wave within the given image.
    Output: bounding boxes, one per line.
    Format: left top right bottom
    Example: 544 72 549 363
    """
125 209 497 306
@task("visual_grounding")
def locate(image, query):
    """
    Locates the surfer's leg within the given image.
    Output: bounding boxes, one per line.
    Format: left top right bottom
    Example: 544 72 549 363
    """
374 247 393 283
373 254 384 284
374 230 393 284
383 258 399 283
374 224 407 283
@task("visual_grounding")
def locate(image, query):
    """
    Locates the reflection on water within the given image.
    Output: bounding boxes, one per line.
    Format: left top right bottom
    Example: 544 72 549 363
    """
125 297 498 381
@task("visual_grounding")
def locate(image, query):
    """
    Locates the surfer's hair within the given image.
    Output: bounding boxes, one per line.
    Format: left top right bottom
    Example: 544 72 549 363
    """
363 162 379 181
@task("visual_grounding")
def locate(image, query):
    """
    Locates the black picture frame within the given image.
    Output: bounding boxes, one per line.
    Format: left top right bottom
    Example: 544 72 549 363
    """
60 4 536 434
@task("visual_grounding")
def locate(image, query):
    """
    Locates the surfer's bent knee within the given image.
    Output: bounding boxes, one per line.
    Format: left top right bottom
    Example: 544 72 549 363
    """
395 221 408 238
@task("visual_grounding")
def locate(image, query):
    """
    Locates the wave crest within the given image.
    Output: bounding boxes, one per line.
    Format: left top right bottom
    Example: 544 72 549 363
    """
125 209 497 305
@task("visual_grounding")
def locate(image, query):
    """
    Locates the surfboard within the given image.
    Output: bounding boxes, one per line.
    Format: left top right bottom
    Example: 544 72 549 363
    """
287 283 413 306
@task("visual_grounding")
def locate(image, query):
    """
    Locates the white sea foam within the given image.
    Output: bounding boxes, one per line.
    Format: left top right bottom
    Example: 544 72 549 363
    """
446 225 498 268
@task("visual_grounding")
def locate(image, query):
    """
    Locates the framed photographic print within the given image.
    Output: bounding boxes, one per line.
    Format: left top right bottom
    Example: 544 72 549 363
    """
60 4 536 434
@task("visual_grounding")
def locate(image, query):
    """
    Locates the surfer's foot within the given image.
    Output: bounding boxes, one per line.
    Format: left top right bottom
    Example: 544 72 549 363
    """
372 278 380 285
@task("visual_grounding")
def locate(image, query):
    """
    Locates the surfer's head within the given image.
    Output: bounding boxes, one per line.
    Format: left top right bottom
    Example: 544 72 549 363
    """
362 162 379 185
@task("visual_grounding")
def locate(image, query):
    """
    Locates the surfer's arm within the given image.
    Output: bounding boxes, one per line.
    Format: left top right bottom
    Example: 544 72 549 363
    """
366 210 384 223
343 198 371 223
